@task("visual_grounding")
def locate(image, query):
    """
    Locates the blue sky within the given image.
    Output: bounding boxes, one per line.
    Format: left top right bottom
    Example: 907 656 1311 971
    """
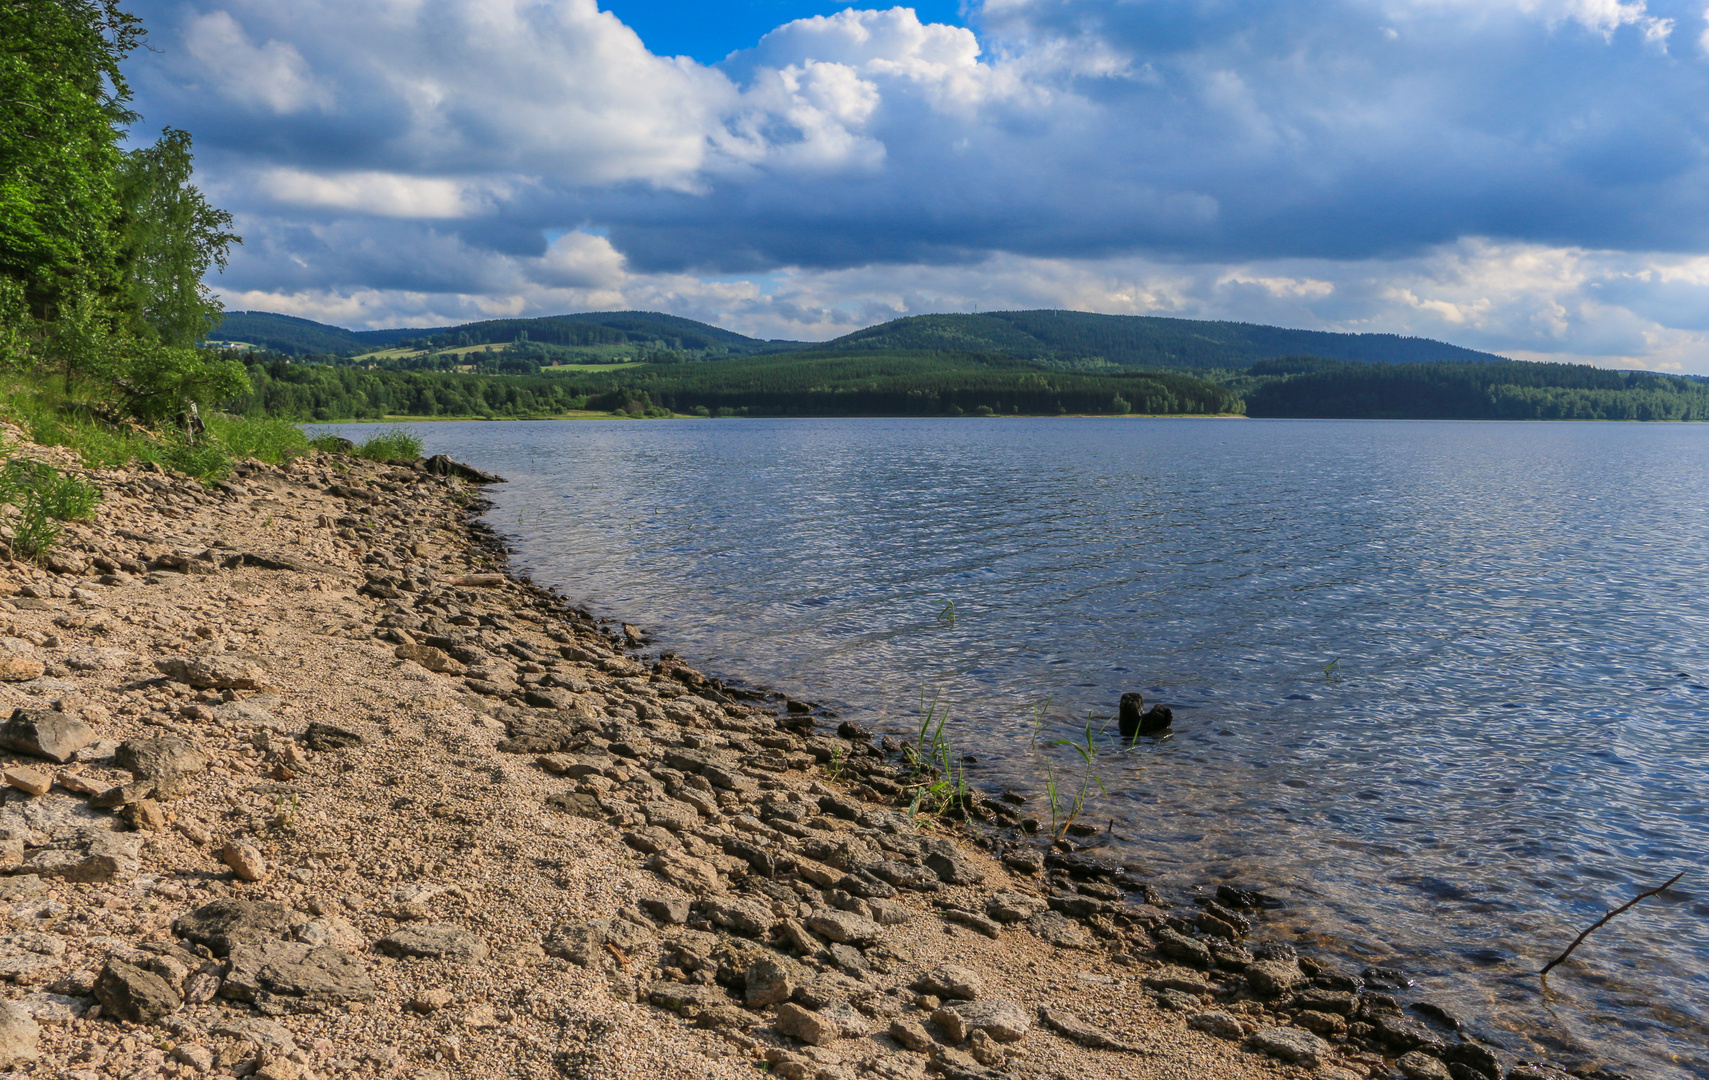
120 1 1709 370
601 1 966 61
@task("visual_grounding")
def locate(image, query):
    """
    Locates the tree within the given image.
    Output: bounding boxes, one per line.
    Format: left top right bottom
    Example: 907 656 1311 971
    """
0 0 144 311
115 127 240 346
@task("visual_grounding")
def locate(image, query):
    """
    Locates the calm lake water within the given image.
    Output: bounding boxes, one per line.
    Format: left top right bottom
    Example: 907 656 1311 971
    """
335 417 1707 1078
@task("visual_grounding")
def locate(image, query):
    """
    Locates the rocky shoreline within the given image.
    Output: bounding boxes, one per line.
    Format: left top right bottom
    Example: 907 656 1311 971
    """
0 430 1586 1080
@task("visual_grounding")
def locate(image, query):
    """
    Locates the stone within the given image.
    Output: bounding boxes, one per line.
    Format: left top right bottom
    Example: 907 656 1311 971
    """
173 899 299 956
968 1030 1006 1067
985 890 1047 924
1026 911 1093 950
123 799 166 831
1247 1026 1330 1068
1294 1010 1346 1036
911 964 983 1001
889 1016 934 1052
868 898 912 925
1 767 50 796
222 940 375 1013
0 655 44 682
647 981 731 1015
376 924 489 963
939 999 1030 1044
1398 1051 1455 1080
1440 1043 1503 1080
1188 1011 1245 1039
643 800 699 832
703 896 772 937
0 709 95 763
394 643 464 673
805 908 882 946
114 737 208 796
1373 1011 1446 1054
222 841 268 881
154 656 265 690
17 828 139 882
775 1001 842 1045
302 722 363 750
173 1044 216 1071
1154 926 1212 967
1036 1004 1140 1052
412 987 454 1013
645 850 720 895
745 955 801 1007
921 840 984 885
1245 958 1306 997
93 959 179 1024
640 896 690 925
0 997 39 1066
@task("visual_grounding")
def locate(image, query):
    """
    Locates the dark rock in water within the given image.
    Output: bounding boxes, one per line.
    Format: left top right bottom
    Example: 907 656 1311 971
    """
1409 1001 1463 1030
1216 884 1274 910
1363 965 1413 990
1117 693 1173 738
423 454 503 483
836 720 872 740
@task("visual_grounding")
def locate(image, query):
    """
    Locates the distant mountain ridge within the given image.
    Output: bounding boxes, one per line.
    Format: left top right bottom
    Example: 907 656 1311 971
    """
212 310 801 356
818 311 1507 370
212 307 1506 370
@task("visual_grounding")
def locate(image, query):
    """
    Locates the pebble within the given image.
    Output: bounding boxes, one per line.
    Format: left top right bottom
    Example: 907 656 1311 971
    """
221 841 267 882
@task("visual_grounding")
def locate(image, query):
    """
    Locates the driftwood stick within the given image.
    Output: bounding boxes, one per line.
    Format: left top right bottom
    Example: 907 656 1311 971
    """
1539 871 1685 977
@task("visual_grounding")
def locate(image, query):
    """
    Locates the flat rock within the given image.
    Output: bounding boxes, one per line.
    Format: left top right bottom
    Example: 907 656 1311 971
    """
645 850 721 895
938 999 1031 1044
172 899 300 956
1398 1051 1455 1080
1153 926 1212 967
1188 1011 1245 1039
0 709 95 763
1247 1026 1330 1068
16 828 139 882
912 963 984 1001
805 908 882 946
703 896 771 937
375 924 489 963
985 890 1047 924
221 940 375 1014
302 722 363 751
212 700 299 734
745 954 804 1007
1245 958 1306 997
1037 1004 1141 1052
94 959 179 1024
921 839 985 885
113 737 207 797
1026 911 1093 950
154 656 265 690
775 1001 843 1045
0 656 44 683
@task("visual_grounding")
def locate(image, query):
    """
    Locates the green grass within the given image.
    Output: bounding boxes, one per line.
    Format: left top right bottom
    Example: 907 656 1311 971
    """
0 456 101 560
352 427 423 461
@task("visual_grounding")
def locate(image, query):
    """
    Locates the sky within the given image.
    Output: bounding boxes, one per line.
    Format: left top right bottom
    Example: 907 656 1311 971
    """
119 0 1709 371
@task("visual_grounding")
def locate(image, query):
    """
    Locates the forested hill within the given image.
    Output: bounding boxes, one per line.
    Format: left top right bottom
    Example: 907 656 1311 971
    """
822 311 1506 370
213 310 801 357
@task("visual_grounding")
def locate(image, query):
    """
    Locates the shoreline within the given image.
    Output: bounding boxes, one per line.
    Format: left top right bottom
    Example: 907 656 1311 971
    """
0 431 1575 1080
319 413 1251 424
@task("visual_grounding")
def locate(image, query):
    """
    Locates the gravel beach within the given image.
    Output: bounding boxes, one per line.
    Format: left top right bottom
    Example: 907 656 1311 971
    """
0 431 1567 1080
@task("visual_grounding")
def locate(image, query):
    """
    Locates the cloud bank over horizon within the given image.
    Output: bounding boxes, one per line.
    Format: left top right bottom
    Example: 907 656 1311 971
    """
125 0 1709 370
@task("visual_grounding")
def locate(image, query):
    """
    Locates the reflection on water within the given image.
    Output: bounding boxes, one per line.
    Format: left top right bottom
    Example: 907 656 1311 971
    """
339 417 1709 1078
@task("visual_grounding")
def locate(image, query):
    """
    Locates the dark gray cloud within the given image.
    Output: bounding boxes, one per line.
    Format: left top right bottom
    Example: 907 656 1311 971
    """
118 0 1709 368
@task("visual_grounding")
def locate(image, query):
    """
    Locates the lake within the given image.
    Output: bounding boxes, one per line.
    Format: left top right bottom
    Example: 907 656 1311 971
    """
332 416 1708 1078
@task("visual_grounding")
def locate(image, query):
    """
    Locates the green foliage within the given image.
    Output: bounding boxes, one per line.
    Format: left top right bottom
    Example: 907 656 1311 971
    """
0 456 100 559
115 341 249 420
1242 358 1709 420
822 311 1502 371
354 427 423 461
227 349 1241 419
204 413 309 462
114 127 239 346
0 0 144 310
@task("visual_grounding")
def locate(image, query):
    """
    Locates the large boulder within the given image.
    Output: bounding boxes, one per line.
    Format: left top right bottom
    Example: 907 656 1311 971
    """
0 709 95 763
172 899 299 956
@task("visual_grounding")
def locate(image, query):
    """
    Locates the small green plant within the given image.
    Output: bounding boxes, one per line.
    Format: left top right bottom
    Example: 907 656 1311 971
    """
273 793 299 832
827 743 846 780
934 599 957 628
1029 695 1054 746
0 459 101 559
1047 715 1109 838
1323 657 1342 683
355 427 423 461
